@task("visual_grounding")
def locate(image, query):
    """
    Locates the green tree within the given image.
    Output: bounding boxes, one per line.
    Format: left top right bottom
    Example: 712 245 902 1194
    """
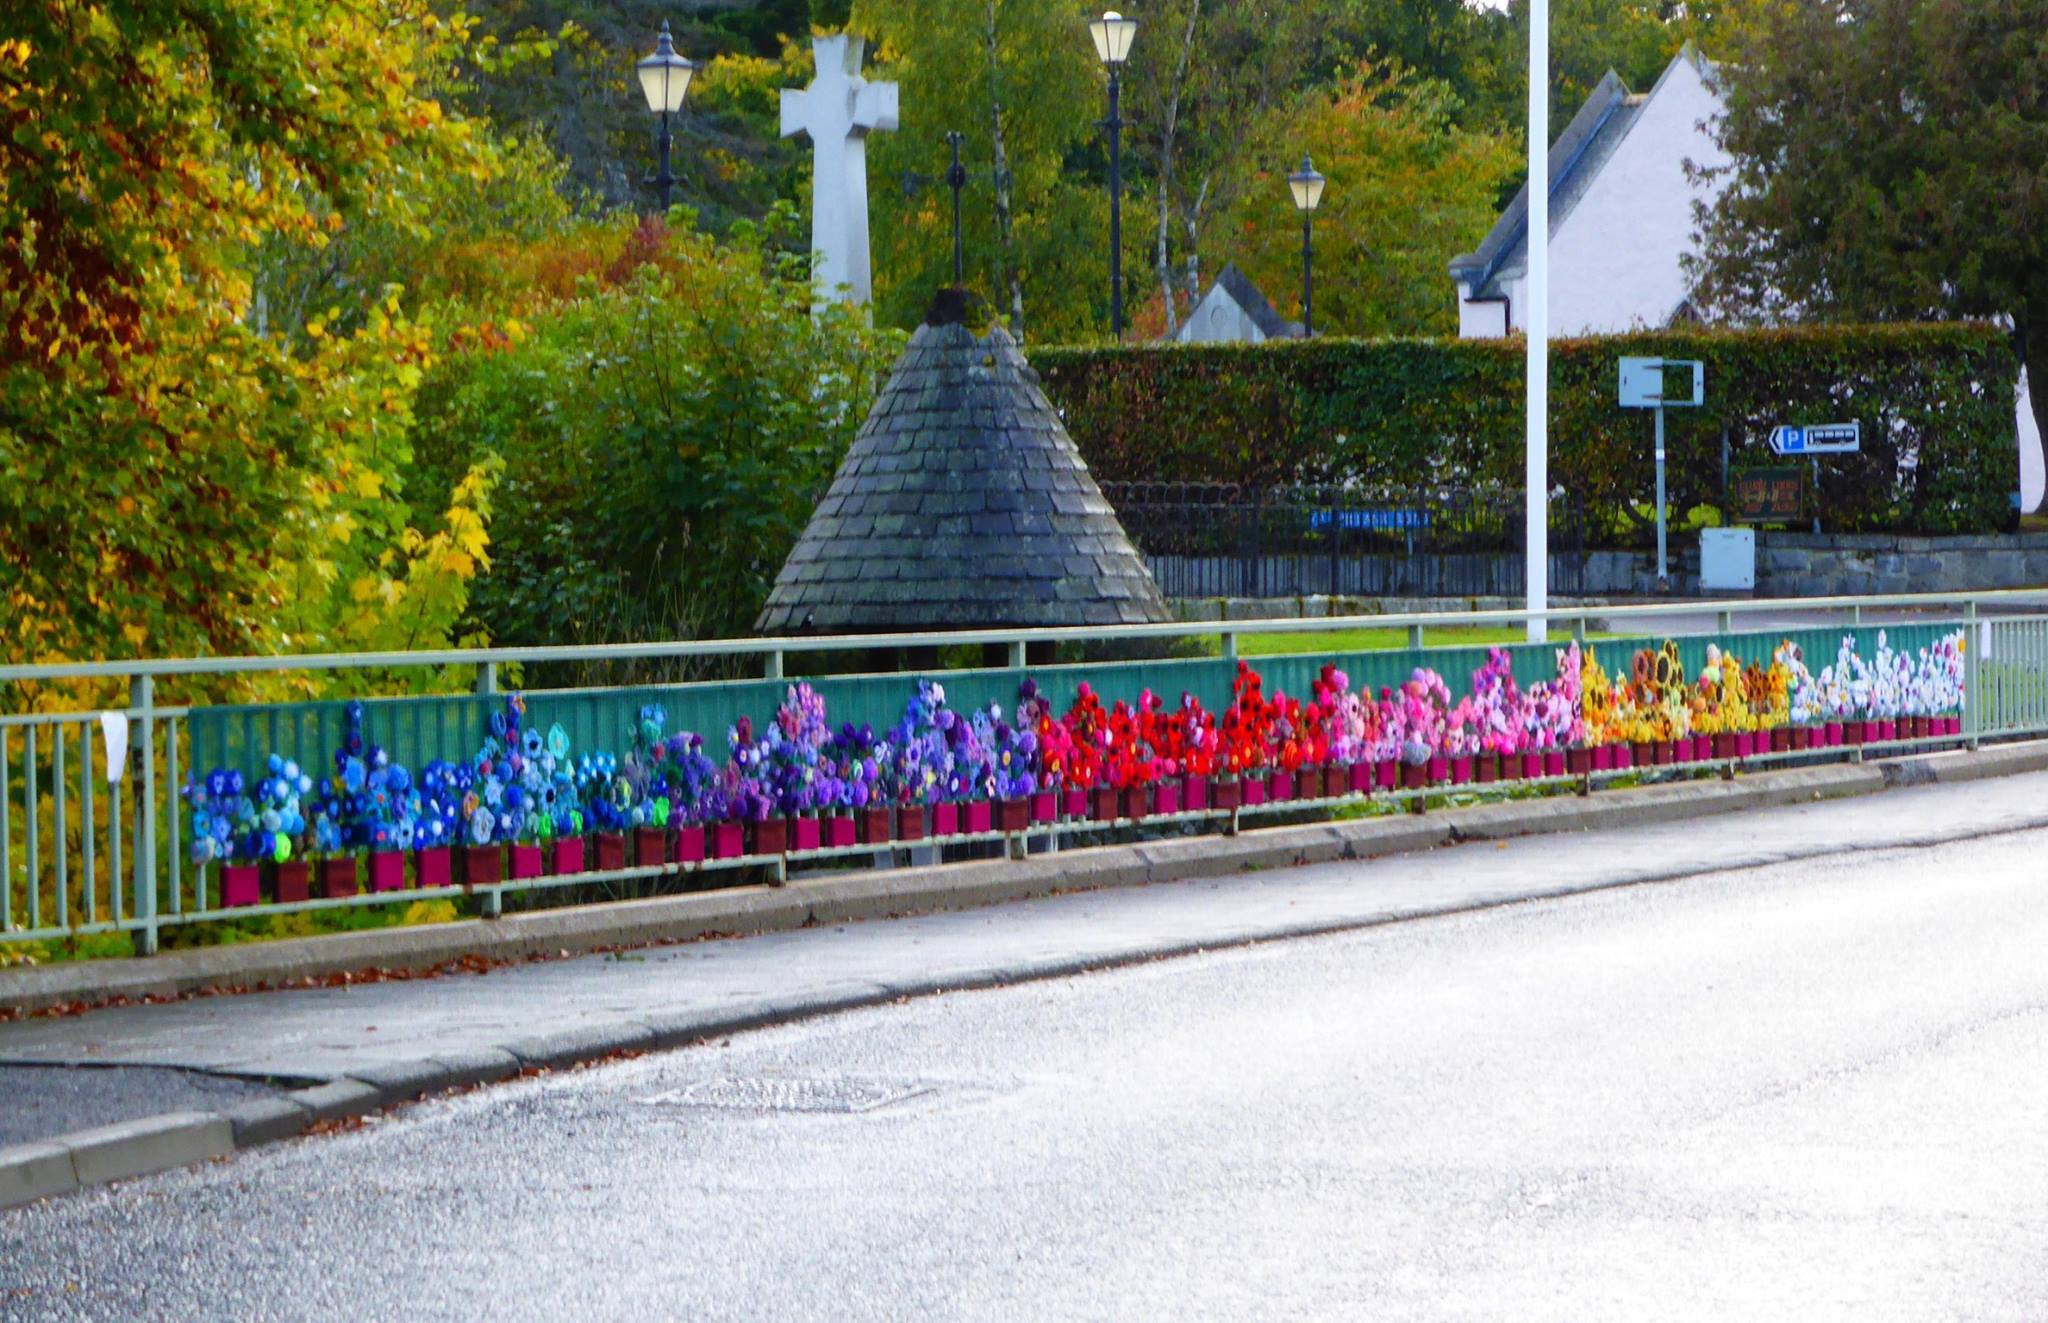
0 0 504 702
408 212 904 654
852 0 1105 342
1216 64 1518 337
1690 0 2048 441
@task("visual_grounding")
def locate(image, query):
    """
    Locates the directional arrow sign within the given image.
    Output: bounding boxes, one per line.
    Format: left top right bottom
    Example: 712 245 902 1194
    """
1769 422 1859 456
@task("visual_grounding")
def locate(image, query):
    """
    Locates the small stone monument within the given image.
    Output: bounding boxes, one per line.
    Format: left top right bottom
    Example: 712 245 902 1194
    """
758 289 1169 634
781 34 898 308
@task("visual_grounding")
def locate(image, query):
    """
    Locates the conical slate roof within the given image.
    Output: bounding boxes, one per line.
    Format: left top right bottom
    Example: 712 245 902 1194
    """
757 300 1169 633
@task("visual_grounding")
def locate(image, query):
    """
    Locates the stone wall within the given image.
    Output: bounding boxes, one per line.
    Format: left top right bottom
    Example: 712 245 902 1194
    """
1754 532 2048 596
1163 533 2048 616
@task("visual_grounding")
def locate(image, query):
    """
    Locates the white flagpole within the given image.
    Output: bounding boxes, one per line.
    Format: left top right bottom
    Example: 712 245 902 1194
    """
1525 0 1550 645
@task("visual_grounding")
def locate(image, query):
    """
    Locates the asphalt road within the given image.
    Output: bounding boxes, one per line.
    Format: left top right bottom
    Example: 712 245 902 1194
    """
6 792 2047 1320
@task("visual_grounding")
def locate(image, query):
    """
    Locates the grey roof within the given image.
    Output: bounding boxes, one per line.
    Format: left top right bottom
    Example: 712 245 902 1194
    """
1211 263 1301 340
1449 48 1713 301
756 312 1170 634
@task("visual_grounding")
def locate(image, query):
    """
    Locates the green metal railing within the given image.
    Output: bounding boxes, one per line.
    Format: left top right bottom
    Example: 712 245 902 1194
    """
1 591 2041 959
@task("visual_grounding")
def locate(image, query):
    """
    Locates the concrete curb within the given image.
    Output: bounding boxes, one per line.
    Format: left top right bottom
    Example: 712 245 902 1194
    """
5 737 2046 1212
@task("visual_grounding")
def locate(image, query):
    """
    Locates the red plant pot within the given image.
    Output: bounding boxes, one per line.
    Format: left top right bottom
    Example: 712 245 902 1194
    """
1213 778 1244 811
1630 741 1653 767
1241 776 1268 806
964 801 992 834
1031 792 1057 824
1452 755 1475 785
1153 782 1181 815
508 844 544 881
633 827 668 868
1348 762 1374 795
675 825 706 864
996 798 1030 832
415 846 452 889
791 815 822 851
1091 786 1120 822
593 833 626 872
1122 785 1152 819
452 847 497 888
367 850 406 893
1653 742 1675 767
930 803 959 837
711 821 746 858
1788 726 1810 751
1713 733 1737 760
1376 760 1398 791
1745 732 1764 758
315 860 356 901
896 806 927 842
1267 770 1295 802
1182 775 1209 810
266 859 311 904
547 836 585 876
749 818 788 856
1770 728 1791 753
827 815 857 848
859 805 893 844
219 864 262 908
308 856 350 901
1400 762 1426 790
1588 745 1611 773
1427 756 1451 784
1843 720 1866 744
1544 751 1567 778
1063 788 1089 820
1475 755 1498 784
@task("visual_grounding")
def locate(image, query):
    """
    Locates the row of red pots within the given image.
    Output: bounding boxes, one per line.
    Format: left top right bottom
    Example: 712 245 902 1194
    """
213 715 1967 907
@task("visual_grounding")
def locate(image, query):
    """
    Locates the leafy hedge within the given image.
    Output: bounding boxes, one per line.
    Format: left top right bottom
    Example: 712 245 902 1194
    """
1034 324 2020 537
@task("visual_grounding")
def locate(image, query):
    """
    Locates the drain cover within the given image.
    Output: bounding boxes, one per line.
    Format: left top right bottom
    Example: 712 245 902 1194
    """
640 1076 931 1114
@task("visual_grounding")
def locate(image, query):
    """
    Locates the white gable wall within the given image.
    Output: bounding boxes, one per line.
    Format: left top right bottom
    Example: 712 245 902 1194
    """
1506 58 1727 336
1176 287 1269 344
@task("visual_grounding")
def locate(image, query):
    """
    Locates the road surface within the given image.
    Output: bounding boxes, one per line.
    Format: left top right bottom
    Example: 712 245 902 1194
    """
4 780 2048 1320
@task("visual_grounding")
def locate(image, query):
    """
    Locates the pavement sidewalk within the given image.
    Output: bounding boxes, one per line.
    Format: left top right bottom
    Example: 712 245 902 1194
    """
6 743 2048 1209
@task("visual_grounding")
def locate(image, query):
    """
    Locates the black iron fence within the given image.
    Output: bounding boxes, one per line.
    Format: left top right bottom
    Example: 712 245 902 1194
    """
1099 483 1590 600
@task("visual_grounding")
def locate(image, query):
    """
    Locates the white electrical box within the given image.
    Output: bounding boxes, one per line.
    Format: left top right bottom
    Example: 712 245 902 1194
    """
1700 527 1756 591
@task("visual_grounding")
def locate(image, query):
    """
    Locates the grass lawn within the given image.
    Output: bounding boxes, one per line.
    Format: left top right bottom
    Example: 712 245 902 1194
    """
1232 626 1614 656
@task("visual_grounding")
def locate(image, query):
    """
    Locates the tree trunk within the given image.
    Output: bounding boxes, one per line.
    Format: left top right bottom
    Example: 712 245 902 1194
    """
985 1 1024 338
1181 176 1209 308
1152 0 1200 339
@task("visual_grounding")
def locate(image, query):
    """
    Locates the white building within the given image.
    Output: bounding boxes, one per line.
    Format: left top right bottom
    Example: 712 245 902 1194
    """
1174 264 1302 345
1448 46 2044 511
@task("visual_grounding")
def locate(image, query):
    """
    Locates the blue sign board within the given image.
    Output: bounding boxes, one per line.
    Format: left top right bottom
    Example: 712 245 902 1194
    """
1308 509 1431 532
1769 422 1860 456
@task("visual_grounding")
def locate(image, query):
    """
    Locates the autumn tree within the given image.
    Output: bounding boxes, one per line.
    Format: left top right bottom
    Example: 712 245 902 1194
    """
1690 0 2048 441
0 0 504 699
1216 64 1517 338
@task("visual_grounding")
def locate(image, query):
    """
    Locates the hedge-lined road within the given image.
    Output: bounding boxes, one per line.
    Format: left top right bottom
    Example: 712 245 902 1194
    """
6 776 2048 1319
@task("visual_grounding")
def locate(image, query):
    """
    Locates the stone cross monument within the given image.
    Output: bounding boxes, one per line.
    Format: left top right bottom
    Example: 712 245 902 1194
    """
780 35 898 308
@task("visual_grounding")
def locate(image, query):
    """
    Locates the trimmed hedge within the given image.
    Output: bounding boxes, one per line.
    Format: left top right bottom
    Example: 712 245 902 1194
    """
1035 323 2019 537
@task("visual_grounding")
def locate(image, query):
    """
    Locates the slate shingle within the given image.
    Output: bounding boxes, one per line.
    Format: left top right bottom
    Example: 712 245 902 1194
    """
758 315 1167 634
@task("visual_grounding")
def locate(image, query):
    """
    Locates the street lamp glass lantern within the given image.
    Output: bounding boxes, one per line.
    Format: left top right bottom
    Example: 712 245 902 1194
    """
637 22 695 114
1089 10 1138 66
1288 156 1327 213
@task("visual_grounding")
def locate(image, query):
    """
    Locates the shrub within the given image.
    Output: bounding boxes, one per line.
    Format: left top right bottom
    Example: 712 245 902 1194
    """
1035 323 2019 537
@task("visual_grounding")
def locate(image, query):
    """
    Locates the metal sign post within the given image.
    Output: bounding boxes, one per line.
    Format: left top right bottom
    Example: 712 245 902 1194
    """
1618 357 1704 591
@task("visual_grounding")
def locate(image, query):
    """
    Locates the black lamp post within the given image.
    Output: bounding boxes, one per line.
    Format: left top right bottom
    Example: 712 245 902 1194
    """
637 22 695 211
1287 155 1327 337
944 131 968 285
1090 11 1137 340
